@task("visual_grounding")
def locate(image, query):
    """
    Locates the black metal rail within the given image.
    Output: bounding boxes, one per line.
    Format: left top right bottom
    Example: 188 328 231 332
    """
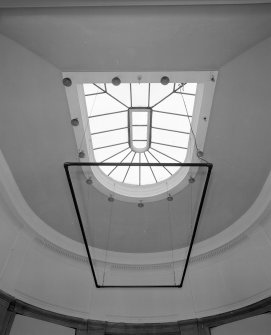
64 162 212 288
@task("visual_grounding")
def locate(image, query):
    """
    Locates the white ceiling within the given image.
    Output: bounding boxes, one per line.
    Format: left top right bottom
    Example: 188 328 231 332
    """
0 4 271 252
1 5 271 71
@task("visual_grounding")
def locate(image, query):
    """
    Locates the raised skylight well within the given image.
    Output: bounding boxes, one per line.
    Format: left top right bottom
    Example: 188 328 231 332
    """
64 72 217 201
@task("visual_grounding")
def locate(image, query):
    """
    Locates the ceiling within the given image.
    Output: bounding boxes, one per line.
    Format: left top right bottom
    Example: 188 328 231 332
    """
0 4 271 253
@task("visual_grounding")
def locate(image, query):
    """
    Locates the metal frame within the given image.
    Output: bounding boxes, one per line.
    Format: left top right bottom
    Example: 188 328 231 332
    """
64 162 212 288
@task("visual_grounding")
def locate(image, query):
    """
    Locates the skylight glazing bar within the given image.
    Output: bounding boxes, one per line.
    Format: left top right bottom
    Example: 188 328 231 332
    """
93 141 128 151
89 110 128 118
93 83 129 109
151 83 185 109
153 110 192 118
144 152 157 183
102 146 130 163
108 150 132 176
147 150 172 176
123 152 136 183
91 127 127 136
150 147 181 163
152 126 190 135
152 141 187 150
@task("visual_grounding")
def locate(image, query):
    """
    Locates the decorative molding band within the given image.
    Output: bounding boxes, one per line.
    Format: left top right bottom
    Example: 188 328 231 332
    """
0 0 270 8
1 149 271 271
1 289 271 334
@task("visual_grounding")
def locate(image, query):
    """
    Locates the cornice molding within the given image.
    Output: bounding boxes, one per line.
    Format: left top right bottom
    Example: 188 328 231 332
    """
0 0 270 8
0 149 271 271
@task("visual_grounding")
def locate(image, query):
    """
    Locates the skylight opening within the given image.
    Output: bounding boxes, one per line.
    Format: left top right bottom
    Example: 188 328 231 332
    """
84 82 197 186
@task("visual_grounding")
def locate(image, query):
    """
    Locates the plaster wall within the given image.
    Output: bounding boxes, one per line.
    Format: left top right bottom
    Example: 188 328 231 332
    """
211 313 271 335
0 32 271 322
10 315 75 335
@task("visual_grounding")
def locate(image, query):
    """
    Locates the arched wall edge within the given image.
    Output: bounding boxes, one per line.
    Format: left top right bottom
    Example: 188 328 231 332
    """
1 289 271 335
1 149 271 321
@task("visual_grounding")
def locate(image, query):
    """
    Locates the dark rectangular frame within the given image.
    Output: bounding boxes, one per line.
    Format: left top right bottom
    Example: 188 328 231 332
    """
64 162 213 288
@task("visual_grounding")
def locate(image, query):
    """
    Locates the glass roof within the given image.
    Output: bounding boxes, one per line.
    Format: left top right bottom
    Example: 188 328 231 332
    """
83 82 197 186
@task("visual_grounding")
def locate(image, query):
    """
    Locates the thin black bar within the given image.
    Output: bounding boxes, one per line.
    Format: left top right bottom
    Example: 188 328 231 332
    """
102 146 130 163
176 92 196 97
93 83 129 109
123 152 136 183
85 92 105 97
108 150 132 177
150 147 181 163
91 126 127 136
152 126 190 135
64 162 212 288
153 109 192 118
89 110 127 118
93 141 128 151
152 141 187 150
146 151 172 176
151 83 185 109
144 152 157 183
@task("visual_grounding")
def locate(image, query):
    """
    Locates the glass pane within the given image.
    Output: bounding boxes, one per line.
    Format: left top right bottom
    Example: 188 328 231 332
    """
152 93 187 115
91 128 128 148
94 143 129 162
152 112 190 133
151 143 187 162
132 111 148 125
132 126 148 141
149 83 174 107
133 140 147 149
182 83 197 94
125 153 139 185
105 83 130 107
140 153 156 185
152 128 189 148
131 83 149 106
89 112 127 134
103 147 131 163
85 93 127 117
83 83 104 95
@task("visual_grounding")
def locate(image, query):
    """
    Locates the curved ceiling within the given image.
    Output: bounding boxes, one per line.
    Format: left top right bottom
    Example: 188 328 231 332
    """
0 4 271 253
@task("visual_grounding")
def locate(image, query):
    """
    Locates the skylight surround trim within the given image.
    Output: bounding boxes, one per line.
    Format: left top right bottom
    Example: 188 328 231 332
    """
63 71 217 202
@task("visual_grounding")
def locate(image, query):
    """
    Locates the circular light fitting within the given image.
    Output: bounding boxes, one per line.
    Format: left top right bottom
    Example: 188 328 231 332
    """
86 178 93 185
63 77 72 87
71 118 79 126
160 76 170 85
112 77 121 86
78 151 85 158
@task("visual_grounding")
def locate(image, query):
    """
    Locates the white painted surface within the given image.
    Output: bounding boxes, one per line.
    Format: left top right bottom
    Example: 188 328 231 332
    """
211 314 271 335
0 9 271 323
10 315 75 335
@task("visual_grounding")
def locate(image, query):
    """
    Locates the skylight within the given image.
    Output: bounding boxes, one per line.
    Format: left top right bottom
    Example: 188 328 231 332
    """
83 82 197 186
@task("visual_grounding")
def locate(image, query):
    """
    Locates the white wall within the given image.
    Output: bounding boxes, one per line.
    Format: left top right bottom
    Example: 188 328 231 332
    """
10 315 75 335
211 314 271 335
